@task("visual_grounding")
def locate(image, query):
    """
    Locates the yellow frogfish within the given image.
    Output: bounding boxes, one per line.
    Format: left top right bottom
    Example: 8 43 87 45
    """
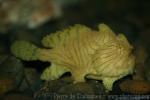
11 24 135 91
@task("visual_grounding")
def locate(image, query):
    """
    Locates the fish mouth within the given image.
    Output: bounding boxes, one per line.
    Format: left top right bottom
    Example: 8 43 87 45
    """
128 48 134 57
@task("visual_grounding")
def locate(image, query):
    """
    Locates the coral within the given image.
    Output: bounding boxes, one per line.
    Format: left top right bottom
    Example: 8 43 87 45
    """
133 45 148 80
0 76 15 96
120 79 150 94
11 24 135 91
0 0 61 30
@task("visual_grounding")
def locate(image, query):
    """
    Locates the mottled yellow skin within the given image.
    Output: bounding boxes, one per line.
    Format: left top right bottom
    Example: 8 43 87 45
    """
11 24 135 91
